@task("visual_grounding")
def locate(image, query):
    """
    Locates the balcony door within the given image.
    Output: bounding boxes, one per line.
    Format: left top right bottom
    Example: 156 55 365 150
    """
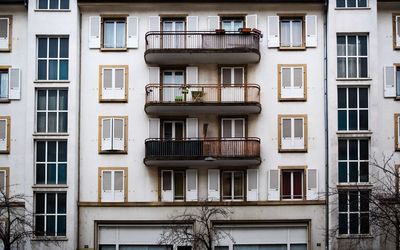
162 70 184 102
163 121 184 140
221 118 245 156
221 67 245 102
162 20 185 49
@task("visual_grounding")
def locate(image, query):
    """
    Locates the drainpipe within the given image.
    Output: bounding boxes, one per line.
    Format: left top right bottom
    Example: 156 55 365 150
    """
77 11 82 250
324 0 329 250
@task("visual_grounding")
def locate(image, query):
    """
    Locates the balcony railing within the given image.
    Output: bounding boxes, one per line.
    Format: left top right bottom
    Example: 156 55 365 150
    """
144 31 261 64
145 137 260 163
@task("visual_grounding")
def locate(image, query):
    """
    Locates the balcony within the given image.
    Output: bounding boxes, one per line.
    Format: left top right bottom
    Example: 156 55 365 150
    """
144 137 261 167
145 84 261 115
144 31 261 65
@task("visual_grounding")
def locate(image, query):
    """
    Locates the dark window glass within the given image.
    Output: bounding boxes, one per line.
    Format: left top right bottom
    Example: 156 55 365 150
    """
35 215 45 236
47 141 57 162
339 162 348 182
338 191 348 212
348 88 358 108
38 60 47 80
358 0 367 7
282 171 291 198
57 215 66 236
46 215 55 236
347 0 356 7
36 164 46 184
47 163 57 184
58 141 67 162
359 110 368 130
359 88 368 108
49 38 58 58
57 193 66 213
339 214 348 234
349 140 358 160
349 162 358 182
338 111 347 130
59 60 68 80
359 58 368 78
360 213 369 234
358 36 368 56
349 213 359 234
349 191 359 211
38 0 48 9
49 0 58 9
359 140 369 160
338 88 347 108
360 191 369 211
360 162 369 182
46 193 56 213
348 110 358 130
60 38 69 58
60 0 69 9
337 0 346 7
338 140 347 160
58 164 67 184
35 193 45 213
36 141 46 162
38 38 47 58
49 60 58 80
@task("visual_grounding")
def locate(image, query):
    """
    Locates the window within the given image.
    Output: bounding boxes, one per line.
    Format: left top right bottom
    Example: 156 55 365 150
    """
35 141 67 185
0 116 10 153
280 17 303 48
281 169 304 200
37 0 69 10
99 168 127 202
0 69 8 100
36 89 68 133
278 64 307 101
0 168 9 197
103 18 126 49
37 37 69 81
221 17 244 32
338 139 369 183
99 65 128 102
0 67 20 100
383 65 400 98
161 169 198 202
338 190 370 235
35 192 66 236
163 120 184 140
100 246 172 250
394 14 400 49
338 88 368 131
222 171 244 201
99 116 127 153
162 69 185 102
336 0 367 8
221 118 245 138
337 35 368 79
162 19 185 49
278 115 307 152
0 17 11 51
221 67 244 86
395 114 400 151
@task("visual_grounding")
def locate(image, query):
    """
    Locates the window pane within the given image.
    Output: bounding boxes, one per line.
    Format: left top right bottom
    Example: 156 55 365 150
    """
38 0 48 9
36 193 45 213
0 72 9 99
347 36 356 56
338 162 348 182
337 36 346 56
222 120 232 138
58 112 68 132
359 140 369 160
349 140 358 160
47 193 56 213
338 88 347 108
234 68 243 85
36 164 46 184
49 0 58 9
338 140 347 160
59 60 68 80
337 0 345 7
57 193 66 213
162 171 172 191
37 90 47 110
282 119 291 138
234 119 244 138
359 162 369 182
359 88 368 108
282 171 291 198
37 112 47 132
48 112 57 132
103 172 112 191
222 68 231 85
174 172 184 200
104 22 115 48
358 0 367 7
233 172 243 199
115 69 124 88
48 90 57 110
359 58 368 78
60 0 69 9
46 215 56 236
35 215 45 236
359 110 368 130
349 214 359 234
293 171 303 198
222 172 232 199
293 68 303 87
114 171 124 191
49 38 58 58
292 21 302 47
280 21 290 46
348 88 357 108
60 38 68 58
38 38 48 58
358 36 368 56
349 191 359 212
57 215 66 236
58 164 67 184
349 162 358 182
58 141 67 162
116 22 126 48
360 191 369 211
348 58 357 78
338 110 347 130
36 141 46 162
339 214 348 234
347 0 356 8
294 119 303 138
49 60 58 80
337 58 346 78
47 163 57 184
59 90 68 110
38 60 47 80
282 68 291 88
348 110 358 130
360 213 369 234
47 141 56 161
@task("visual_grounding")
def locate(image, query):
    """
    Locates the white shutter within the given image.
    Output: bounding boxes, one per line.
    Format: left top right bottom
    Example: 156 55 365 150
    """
305 15 317 47
247 169 258 201
245 14 258 29
186 16 198 31
148 67 160 84
186 118 198 139
101 118 112 151
267 16 280 48
186 169 198 201
89 16 101 49
186 67 198 85
148 118 160 138
207 16 220 31
208 169 220 201
0 119 7 152
396 16 400 47
0 18 9 49
8 68 21 100
127 16 139 48
148 16 160 49
268 170 280 201
384 66 396 98
161 170 173 202
113 118 125 151
307 169 318 200
186 16 200 48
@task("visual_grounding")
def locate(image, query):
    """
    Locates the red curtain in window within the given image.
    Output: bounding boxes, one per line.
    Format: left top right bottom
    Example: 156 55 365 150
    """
282 171 291 198
293 171 303 199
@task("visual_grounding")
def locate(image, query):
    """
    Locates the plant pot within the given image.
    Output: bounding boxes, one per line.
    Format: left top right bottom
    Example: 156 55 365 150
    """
215 29 225 34
240 28 252 34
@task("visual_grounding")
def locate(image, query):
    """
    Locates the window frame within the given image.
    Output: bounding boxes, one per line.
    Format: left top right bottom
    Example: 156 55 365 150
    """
338 139 369 184
278 15 305 50
338 189 370 235
336 34 369 79
160 169 187 202
99 65 129 102
98 167 128 203
221 170 245 201
337 87 369 132
395 113 400 151
336 0 368 8
0 66 10 101
34 140 67 185
35 89 68 134
0 167 10 198
278 114 308 153
98 116 128 154
221 117 246 139
34 192 67 237
280 168 305 200
393 14 400 50
101 15 128 51
36 36 69 81
0 16 12 52
0 116 10 154
278 64 307 101
37 0 70 10
220 16 245 32
219 65 246 86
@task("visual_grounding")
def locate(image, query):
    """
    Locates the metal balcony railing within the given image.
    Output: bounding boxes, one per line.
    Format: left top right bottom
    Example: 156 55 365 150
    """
145 84 260 104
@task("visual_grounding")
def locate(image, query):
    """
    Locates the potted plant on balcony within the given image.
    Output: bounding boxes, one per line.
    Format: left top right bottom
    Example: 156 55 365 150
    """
215 28 225 34
175 95 183 102
239 27 252 34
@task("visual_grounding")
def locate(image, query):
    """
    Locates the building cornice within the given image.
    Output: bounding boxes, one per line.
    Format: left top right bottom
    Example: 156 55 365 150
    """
78 0 325 3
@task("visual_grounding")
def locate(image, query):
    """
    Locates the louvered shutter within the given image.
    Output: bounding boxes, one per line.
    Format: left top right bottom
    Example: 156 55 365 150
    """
186 118 198 139
114 68 125 100
384 66 396 98
101 118 112 151
186 16 200 48
89 16 101 49
0 119 7 151
148 118 160 138
148 16 161 49
247 169 258 201
307 169 318 200
8 68 21 100
0 18 9 49
208 169 220 201
267 16 280 47
127 16 139 48
113 118 125 151
268 169 280 200
102 171 112 201
207 16 220 31
102 68 113 100
161 170 173 202
186 169 198 201
305 15 317 47
245 14 257 29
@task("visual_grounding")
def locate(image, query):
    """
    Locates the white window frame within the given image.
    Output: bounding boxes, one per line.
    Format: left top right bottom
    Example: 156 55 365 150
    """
36 36 69 81
161 170 186 202
281 169 304 200
100 65 127 101
337 87 369 131
221 118 245 139
100 169 126 202
221 18 244 32
103 19 127 49
34 192 67 237
220 67 244 86
396 114 400 151
336 0 368 8
35 89 68 133
37 0 70 10
337 34 369 79
162 121 185 140
0 17 10 51
279 115 307 151
279 64 306 100
338 189 370 235
280 18 303 48
338 139 369 183
221 170 244 201
0 168 8 196
100 116 126 152
0 69 9 99
0 116 9 153
35 140 67 185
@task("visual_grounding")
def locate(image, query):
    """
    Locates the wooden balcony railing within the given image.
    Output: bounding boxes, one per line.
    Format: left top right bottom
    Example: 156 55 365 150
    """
145 31 261 51
145 137 260 159
145 84 260 104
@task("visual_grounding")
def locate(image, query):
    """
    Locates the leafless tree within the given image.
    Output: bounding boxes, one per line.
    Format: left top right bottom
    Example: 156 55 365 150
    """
158 202 235 250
